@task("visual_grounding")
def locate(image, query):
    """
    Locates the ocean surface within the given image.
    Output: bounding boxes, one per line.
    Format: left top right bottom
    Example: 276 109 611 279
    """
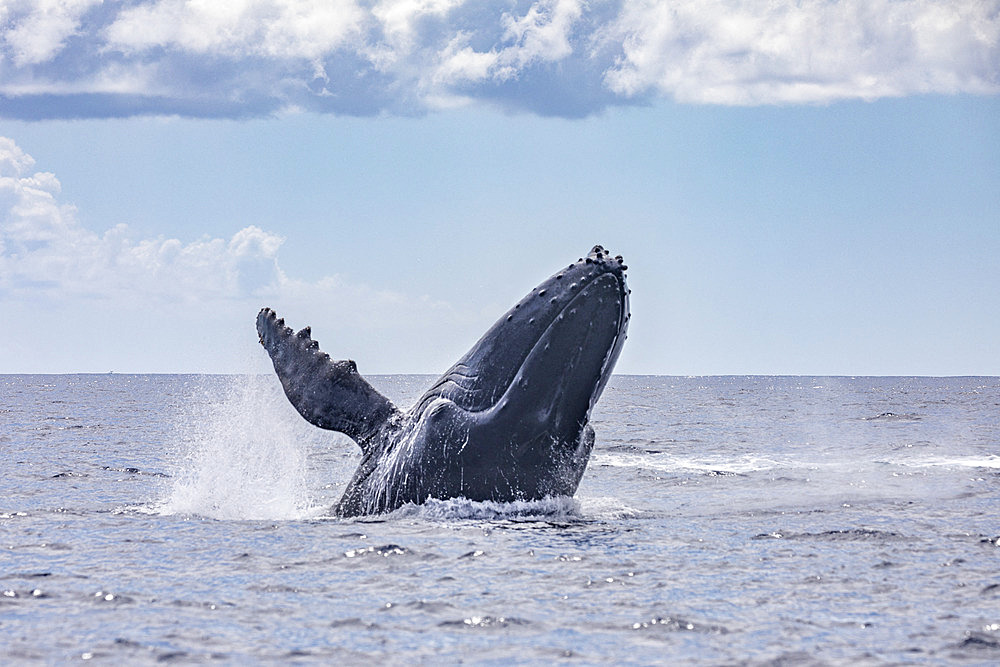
1 374 998 664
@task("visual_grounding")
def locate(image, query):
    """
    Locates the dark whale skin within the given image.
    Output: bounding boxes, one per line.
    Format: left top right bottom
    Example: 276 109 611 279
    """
257 245 629 516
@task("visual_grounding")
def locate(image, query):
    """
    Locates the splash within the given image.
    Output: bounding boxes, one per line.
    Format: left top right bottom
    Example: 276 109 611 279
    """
387 495 582 521
158 374 325 521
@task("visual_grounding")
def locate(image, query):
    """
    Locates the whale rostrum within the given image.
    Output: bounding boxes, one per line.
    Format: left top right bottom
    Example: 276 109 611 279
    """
257 245 630 516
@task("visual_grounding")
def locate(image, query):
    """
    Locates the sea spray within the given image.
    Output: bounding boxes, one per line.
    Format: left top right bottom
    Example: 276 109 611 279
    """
159 374 325 520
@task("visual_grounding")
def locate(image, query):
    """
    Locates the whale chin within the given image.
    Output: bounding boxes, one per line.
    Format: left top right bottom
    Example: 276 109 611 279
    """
258 244 630 516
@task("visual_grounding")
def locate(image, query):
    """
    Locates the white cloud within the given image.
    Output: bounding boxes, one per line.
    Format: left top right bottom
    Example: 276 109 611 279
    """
499 0 582 70
0 137 284 300
0 137 474 372
373 0 465 55
0 1 997 116
430 0 584 87
601 0 1000 105
1 0 100 66
105 0 366 60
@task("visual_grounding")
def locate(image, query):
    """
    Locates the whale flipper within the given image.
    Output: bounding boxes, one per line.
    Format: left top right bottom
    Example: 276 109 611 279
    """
256 308 398 453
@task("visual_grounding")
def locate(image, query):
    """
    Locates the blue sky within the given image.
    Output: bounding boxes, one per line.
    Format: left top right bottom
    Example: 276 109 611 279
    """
1 1 998 375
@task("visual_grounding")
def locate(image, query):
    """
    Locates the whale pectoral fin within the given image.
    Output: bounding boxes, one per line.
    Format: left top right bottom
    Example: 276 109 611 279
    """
256 308 397 453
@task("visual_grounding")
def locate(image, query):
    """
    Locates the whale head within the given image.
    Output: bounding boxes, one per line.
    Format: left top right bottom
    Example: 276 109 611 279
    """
402 244 630 500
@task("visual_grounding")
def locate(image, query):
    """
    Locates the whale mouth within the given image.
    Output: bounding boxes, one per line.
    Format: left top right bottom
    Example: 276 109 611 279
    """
415 245 629 418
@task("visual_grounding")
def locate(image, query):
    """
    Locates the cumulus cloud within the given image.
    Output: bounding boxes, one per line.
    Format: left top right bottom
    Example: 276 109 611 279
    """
0 136 283 300
0 0 996 118
0 136 474 372
602 0 1000 104
105 0 365 60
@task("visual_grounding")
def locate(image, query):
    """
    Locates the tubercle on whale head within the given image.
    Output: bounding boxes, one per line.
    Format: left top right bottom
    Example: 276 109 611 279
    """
503 245 627 410
420 245 629 420
519 244 628 325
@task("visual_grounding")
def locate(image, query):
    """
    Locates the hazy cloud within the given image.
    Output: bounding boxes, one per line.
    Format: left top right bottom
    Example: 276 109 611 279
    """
0 136 284 300
0 0 996 118
0 136 472 372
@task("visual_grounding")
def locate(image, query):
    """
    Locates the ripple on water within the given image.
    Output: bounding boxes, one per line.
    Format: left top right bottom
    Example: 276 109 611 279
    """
90 590 134 605
4 374 999 665
343 544 408 559
439 615 532 629
630 616 730 635
1 588 49 600
751 528 909 542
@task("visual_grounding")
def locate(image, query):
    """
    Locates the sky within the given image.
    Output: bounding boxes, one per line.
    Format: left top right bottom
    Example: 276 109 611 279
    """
1 0 998 376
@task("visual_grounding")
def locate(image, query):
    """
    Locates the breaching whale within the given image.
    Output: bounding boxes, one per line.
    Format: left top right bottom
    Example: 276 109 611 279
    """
256 245 629 516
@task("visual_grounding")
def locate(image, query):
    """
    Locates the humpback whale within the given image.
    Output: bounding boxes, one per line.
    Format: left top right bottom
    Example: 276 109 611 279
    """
257 245 629 517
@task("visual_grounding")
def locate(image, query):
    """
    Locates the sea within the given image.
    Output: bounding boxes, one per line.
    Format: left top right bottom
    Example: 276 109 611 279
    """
1 374 998 665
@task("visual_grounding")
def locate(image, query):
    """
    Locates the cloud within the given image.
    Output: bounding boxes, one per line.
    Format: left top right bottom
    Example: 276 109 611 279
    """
0 136 283 300
1 0 99 67
0 136 474 372
0 0 996 118
601 0 1000 104
105 0 365 60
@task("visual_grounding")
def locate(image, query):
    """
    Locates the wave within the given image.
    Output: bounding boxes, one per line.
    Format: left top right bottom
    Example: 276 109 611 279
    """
594 451 1000 475
591 451 792 475
889 454 1000 470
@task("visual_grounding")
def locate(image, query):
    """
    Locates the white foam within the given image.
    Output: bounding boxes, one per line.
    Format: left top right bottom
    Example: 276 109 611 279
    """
386 495 582 521
157 375 324 521
576 495 646 519
891 454 1000 470
592 451 792 475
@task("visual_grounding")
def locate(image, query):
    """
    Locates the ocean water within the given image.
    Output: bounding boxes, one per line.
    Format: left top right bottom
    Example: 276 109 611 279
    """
1 374 998 664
